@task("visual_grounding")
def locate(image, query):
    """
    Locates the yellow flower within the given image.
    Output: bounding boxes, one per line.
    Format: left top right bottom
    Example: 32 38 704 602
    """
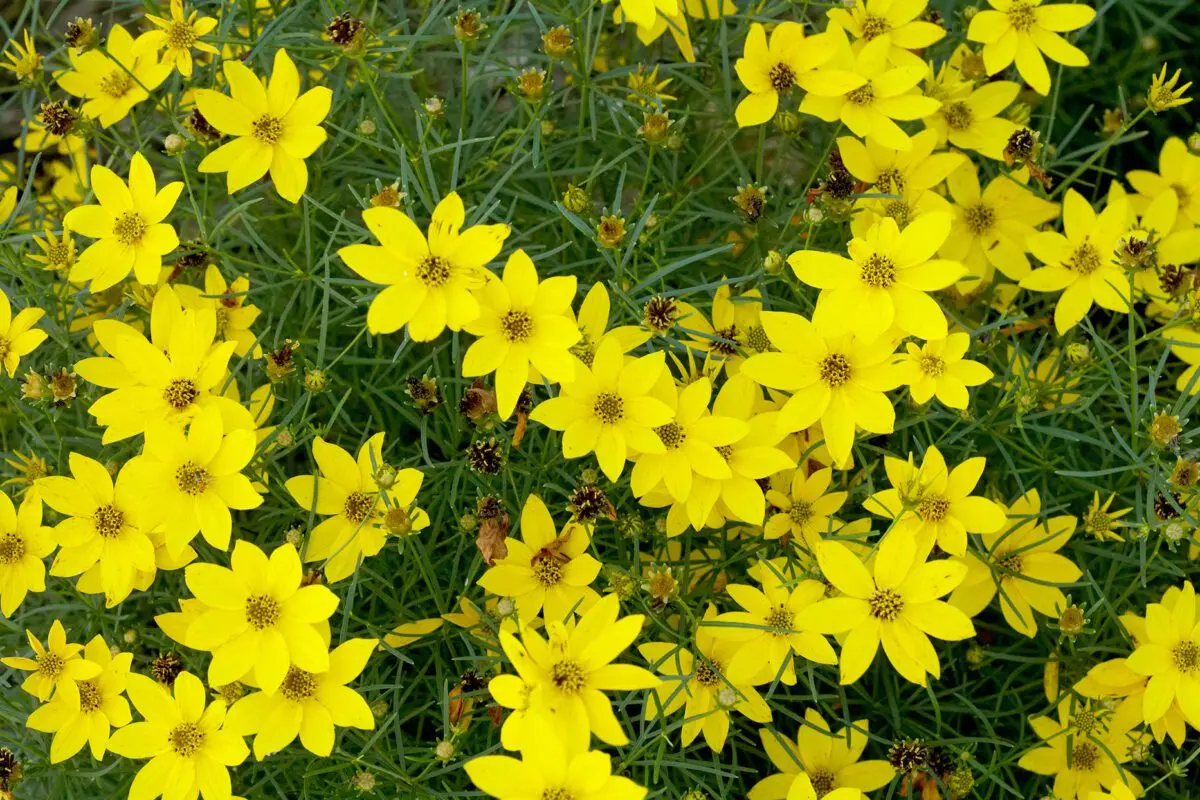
462 250 580 418
57 25 170 126
942 160 1059 290
1125 581 1200 728
140 0 219 78
1017 695 1144 799
1126 137 1200 227
800 29 940 151
763 467 847 546
2 29 40 82
949 489 1081 637
125 407 262 555
800 535 975 685
285 433 429 582
826 0 947 71
224 638 376 759
1021 188 1131 334
180 540 339 693
967 0 1095 95
616 0 679 30
678 283 770 376
175 265 264 358
567 282 650 366
786 774 862 800
62 152 182 291
1108 182 1200 302
497 593 659 745
477 494 602 626
74 286 253 443
1147 63 1192 113
741 311 902 465
529 336 674 481
27 227 78 274
897 332 994 409
708 562 837 685
836 129 965 196
1 620 101 702
465 712 647 800
791 214 963 342
36 454 157 606
0 490 53 617
733 22 839 128
749 708 895 800
339 191 511 340
196 49 333 202
923 80 1021 160
24 635 132 763
0 287 48 377
639 604 772 753
865 444 1005 556
107 672 249 797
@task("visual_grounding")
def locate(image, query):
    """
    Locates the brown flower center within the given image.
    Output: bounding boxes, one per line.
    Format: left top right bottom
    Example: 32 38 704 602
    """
281 665 317 701
869 587 904 621
166 21 197 49
769 62 796 92
1007 1 1038 31
245 594 280 630
859 13 890 40
500 310 534 343
343 491 374 523
416 255 452 287
550 659 586 694
78 678 103 713
860 254 897 288
112 211 146 246
694 660 723 688
819 353 852 388
788 499 814 526
1172 641 1200 673
531 554 563 587
942 101 974 131
917 494 950 522
810 770 838 798
1070 742 1100 772
0 533 26 564
846 82 876 106
174 462 211 496
592 392 624 424
654 422 686 449
251 114 283 144
169 722 205 757
995 551 1024 575
93 504 126 538
99 69 134 98
1067 242 1103 275
162 378 200 410
37 652 64 680
764 605 795 634
964 203 995 235
919 354 946 377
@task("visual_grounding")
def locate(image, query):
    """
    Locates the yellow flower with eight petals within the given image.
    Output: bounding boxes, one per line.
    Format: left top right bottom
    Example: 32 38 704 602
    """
967 0 1096 95
139 0 219 78
1 619 100 702
733 22 840 128
56 25 169 126
0 490 53 617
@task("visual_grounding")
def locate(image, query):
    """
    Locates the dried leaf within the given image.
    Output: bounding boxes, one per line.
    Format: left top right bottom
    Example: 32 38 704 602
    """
476 511 510 565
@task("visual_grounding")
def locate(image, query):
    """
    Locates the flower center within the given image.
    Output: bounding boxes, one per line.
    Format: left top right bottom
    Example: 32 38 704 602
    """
846 82 876 106
93 504 126 538
549 659 586 694
174 462 211 496
1084 509 1111 533
942 101 974 131
162 378 200 411
1070 742 1100 772
112 211 146 246
36 652 64 680
500 310 534 343
46 241 72 267
746 325 771 352
995 551 1023 574
877 168 906 195
818 353 852 388
654 422 686 450
1067 242 1103 275
694 660 723 688
78 679 103 713
716 444 734 461
810 770 838 798
919 354 946 377
764 605 795 634
964 203 995 235
99 69 134 98
711 325 739 357
788 500 814 526
859 12 891 40
0 533 25 564
169 722 205 757
343 491 374 523
860 254 896 288
245 594 280 630
569 336 595 367
592 392 624 424
531 553 563 587
1172 641 1200 673
1007 0 1038 31
541 789 574 800
1171 184 1191 206
869 587 905 621
917 494 950 522
1073 709 1099 735
0 338 10 360
251 114 283 144
769 62 796 92
281 666 317 701
416 255 452 288
166 21 196 49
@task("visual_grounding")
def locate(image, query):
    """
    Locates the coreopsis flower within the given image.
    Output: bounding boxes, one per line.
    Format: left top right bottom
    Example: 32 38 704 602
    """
1 620 100 701
639 605 772 753
763 467 847 546
800 30 940 151
1125 581 1200 728
707 562 837 685
225 638 377 758
568 282 650 366
1108 182 1200 301
181 540 339 693
0 288 48 377
498 593 659 745
175 265 263 358
339 191 510 340
285 433 429 582
56 24 170 126
741 311 902 465
897 333 994 409
949 489 1081 636
27 228 77 274
36 454 157 606
529 337 674 481
941 160 1060 290
124 408 262 556
62 152 182 291
24 635 132 763
826 0 946 71
1127 137 1200 227
836 130 965 196
967 1 1096 95
1017 696 1144 799
477 494 602 625
465 712 647 800
799 536 975 685
107 672 250 798
733 22 839 128
1 30 40 82
462 249 580 418
139 0 219 77
790 214 964 342
749 709 895 800
1021 189 1131 334
196 49 333 202
74 286 253 443
678 284 769 375
864 444 1005 556
1147 63 1192 113
0 490 53 617
923 80 1021 160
